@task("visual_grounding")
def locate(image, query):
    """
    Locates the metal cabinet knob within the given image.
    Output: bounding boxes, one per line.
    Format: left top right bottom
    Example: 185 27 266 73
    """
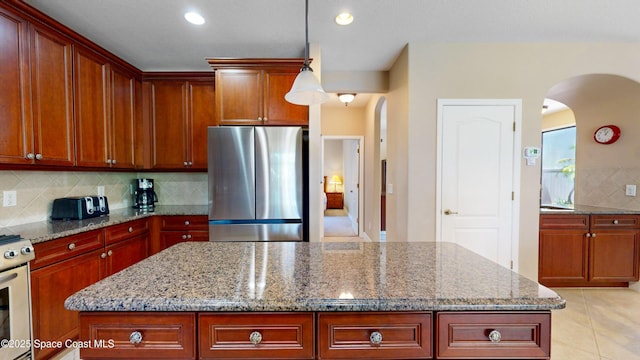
106 159 112 164
369 331 383 345
107 250 113 256
101 252 107 259
488 329 502 343
586 233 591 237
111 159 116 165
444 209 458 215
182 234 188 239
183 161 188 166
35 153 43 160
263 117 268 121
129 331 143 344
257 117 263 121
249 331 263 345
26 153 35 160
184 220 190 226
128 227 134 233
613 219 619 224
592 233 597 238
68 243 76 250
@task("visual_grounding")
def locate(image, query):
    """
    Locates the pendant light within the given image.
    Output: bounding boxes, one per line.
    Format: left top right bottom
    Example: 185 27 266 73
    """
285 0 330 106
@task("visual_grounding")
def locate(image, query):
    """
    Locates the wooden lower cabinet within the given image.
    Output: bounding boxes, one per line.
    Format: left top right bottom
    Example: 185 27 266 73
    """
318 312 432 359
31 220 150 360
156 215 209 253
436 312 551 359
199 313 314 359
79 313 196 359
77 311 552 359
539 213 640 287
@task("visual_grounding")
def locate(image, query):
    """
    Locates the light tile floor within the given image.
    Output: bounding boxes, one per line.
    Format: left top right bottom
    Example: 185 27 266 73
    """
551 288 640 359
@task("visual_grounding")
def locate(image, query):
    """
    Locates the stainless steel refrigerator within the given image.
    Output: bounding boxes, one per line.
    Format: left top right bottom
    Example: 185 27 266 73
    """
208 126 305 241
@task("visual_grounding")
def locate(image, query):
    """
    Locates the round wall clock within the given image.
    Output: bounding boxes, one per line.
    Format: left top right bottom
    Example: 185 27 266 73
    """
593 125 621 144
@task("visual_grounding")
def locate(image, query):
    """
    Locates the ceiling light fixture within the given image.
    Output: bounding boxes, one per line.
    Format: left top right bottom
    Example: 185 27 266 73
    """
285 0 329 106
338 93 356 106
184 12 205 25
541 105 549 114
335 12 354 26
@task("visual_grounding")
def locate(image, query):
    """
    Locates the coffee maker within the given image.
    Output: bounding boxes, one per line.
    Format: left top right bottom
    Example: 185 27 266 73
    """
132 178 158 211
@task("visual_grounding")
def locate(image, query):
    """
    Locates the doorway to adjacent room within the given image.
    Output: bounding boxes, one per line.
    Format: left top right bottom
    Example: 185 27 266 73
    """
321 136 364 239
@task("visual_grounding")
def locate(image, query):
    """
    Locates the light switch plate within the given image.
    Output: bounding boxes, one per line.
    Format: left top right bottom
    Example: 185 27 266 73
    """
3 190 17 207
625 184 637 197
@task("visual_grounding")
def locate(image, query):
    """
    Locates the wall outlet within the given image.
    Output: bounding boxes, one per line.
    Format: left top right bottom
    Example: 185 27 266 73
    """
625 184 637 197
97 185 105 196
3 190 17 207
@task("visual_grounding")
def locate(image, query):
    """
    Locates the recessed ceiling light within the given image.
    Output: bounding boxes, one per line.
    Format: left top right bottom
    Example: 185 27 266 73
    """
335 12 354 26
184 12 205 25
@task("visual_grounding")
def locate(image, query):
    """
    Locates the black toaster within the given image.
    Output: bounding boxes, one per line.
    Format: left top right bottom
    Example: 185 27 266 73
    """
51 196 109 220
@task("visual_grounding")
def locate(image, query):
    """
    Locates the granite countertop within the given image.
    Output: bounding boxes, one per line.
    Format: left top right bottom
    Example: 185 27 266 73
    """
65 241 565 313
540 204 640 215
5 205 208 245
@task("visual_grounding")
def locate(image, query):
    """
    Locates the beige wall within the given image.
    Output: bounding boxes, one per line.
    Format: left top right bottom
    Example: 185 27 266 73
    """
389 42 640 280
321 106 366 136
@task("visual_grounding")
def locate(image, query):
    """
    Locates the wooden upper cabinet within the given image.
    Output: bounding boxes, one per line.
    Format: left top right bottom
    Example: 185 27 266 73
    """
0 18 76 167
208 58 309 126
188 79 216 168
109 64 137 169
0 7 31 165
74 45 110 168
147 75 215 170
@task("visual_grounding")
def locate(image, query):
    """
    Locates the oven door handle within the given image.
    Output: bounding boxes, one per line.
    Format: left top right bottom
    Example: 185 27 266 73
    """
0 272 18 285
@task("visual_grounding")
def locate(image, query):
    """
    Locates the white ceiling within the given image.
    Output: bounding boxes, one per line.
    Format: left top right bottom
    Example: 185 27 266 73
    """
23 0 640 74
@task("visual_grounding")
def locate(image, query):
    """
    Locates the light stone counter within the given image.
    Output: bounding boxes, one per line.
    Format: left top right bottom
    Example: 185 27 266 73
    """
540 204 640 215
65 241 565 312
5 205 208 244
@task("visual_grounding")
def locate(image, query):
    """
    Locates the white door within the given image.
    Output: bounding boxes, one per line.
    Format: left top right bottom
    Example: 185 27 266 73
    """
438 100 520 269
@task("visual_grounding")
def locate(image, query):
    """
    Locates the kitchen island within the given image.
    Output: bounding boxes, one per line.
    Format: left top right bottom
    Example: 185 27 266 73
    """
66 241 565 359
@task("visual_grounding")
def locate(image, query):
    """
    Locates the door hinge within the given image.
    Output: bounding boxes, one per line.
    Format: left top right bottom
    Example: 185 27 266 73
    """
510 260 514 270
357 183 360 189
512 191 515 200
357 147 360 154
513 121 516 132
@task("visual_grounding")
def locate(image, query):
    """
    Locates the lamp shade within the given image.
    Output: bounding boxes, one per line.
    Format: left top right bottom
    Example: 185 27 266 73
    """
329 175 342 184
285 68 330 106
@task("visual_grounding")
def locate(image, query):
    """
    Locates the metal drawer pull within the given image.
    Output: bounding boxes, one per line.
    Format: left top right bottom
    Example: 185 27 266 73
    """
613 220 619 224
249 331 263 345
100 253 107 259
488 329 502 343
184 220 190 226
129 331 143 344
68 243 76 250
369 331 383 345
128 227 134 233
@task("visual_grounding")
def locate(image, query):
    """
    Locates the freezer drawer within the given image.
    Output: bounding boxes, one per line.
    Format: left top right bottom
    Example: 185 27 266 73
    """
209 223 302 241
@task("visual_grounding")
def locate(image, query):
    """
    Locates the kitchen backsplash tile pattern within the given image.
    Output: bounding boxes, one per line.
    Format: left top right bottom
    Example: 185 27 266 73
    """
0 171 207 228
577 167 640 210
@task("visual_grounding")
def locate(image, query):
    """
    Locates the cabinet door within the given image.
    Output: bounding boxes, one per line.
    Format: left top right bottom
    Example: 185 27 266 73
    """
538 229 589 286
0 7 31 164
150 80 188 168
110 64 137 168
74 45 110 167
263 70 308 125
187 79 215 169
105 234 149 275
215 69 262 125
29 23 75 166
589 230 640 282
31 249 105 360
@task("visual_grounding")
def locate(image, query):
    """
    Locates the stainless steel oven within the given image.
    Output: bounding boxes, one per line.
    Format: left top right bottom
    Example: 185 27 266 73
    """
0 235 35 360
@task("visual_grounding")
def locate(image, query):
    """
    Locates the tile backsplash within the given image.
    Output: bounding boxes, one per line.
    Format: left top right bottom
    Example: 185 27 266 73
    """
0 171 207 228
577 167 640 210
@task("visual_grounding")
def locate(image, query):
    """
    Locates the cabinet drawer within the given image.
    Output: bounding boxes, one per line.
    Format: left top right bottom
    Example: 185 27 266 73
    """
160 215 208 231
32 229 104 270
539 214 589 229
105 218 149 245
79 312 196 359
199 312 314 359
590 214 640 229
318 312 432 359
436 312 550 359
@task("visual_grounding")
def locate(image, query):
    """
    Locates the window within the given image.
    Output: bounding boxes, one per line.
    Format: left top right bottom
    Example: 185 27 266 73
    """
541 126 576 208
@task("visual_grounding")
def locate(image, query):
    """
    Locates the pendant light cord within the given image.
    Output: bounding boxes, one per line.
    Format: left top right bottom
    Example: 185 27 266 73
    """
304 0 311 70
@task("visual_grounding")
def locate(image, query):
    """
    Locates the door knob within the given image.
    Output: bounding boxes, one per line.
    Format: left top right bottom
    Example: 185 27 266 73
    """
444 209 458 215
